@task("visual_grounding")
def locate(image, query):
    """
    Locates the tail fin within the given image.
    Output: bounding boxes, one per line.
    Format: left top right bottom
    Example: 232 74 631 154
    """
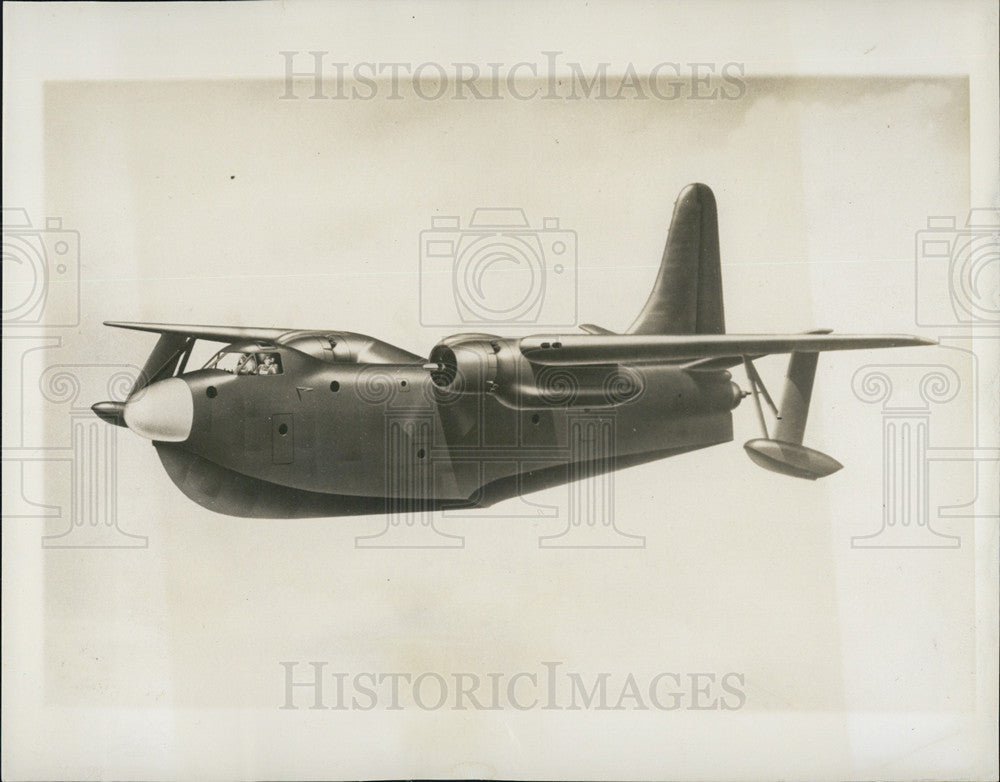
628 183 725 335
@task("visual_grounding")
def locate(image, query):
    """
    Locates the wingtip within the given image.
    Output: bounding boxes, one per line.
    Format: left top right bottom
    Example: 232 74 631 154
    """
877 335 938 348
104 320 145 330
891 335 938 347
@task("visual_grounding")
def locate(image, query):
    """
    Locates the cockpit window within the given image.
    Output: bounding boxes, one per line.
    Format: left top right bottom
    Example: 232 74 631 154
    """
257 353 281 374
204 350 283 375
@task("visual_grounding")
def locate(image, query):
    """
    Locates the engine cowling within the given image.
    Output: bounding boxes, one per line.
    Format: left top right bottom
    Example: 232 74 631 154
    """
427 336 648 410
427 337 500 395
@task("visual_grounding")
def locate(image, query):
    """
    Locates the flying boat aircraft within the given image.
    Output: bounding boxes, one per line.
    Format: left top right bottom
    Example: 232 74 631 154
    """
92 184 934 517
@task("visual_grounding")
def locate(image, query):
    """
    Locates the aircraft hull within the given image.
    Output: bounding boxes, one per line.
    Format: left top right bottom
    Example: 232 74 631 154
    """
150 360 736 518
155 439 725 519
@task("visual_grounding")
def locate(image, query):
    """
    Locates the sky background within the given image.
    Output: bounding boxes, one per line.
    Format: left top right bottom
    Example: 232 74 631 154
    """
4 2 996 779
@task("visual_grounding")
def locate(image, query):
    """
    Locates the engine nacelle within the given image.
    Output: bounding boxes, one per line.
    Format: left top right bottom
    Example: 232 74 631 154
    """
427 337 501 395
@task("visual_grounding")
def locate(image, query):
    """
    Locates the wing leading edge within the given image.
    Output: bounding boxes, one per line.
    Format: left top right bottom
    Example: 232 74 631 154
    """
520 333 936 365
104 321 293 344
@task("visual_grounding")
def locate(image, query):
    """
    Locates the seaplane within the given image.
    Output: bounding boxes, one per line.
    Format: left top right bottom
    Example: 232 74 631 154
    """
92 184 934 517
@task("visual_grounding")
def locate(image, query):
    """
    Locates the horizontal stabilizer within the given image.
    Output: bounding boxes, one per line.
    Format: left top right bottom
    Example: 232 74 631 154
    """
105 321 292 344
521 333 935 365
579 323 616 335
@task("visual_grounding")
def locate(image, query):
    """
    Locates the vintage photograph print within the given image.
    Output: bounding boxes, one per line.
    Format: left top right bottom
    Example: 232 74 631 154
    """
3 2 998 780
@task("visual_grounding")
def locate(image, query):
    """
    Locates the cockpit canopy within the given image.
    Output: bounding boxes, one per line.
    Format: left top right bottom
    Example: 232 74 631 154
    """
204 343 283 375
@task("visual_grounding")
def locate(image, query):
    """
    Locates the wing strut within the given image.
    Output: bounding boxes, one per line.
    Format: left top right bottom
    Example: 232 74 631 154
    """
742 355 780 438
742 352 844 480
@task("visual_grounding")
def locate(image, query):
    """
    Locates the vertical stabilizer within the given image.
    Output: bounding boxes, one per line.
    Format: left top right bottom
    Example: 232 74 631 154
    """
627 183 725 335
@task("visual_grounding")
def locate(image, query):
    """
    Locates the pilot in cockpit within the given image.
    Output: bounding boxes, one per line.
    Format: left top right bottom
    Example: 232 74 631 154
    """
258 354 279 375
236 353 257 375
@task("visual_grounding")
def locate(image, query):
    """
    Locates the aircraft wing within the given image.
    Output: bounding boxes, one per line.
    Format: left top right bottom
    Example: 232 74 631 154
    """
520 333 936 365
105 321 293 344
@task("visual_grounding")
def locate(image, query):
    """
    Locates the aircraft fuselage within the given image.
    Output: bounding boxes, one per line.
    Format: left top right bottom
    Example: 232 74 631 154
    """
139 332 741 517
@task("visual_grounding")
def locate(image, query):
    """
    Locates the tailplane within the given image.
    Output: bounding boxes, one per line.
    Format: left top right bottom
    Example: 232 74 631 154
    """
628 183 725 336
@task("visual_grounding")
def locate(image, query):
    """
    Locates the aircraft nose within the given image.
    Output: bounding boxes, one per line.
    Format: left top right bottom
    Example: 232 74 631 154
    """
123 377 194 442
